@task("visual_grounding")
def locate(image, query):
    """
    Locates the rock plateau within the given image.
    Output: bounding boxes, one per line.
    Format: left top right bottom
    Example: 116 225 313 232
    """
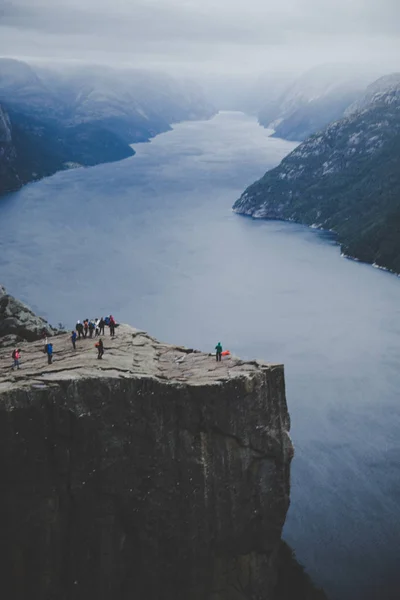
0 324 293 600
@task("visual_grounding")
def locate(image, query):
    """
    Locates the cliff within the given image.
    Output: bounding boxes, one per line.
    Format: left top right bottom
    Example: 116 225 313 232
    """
0 104 20 195
0 324 293 600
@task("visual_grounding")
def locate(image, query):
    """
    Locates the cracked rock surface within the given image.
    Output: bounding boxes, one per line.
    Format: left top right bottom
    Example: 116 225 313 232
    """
0 324 293 600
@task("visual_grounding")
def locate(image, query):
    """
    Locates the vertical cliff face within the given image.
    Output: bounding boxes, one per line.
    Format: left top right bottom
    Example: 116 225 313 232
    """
0 326 293 600
0 104 20 195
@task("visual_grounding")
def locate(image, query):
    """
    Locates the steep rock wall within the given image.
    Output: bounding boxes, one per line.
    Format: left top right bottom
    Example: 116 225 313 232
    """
0 326 293 600
0 104 20 195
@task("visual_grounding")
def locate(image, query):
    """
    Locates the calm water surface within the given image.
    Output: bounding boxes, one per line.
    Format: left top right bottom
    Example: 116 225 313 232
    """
1 112 400 600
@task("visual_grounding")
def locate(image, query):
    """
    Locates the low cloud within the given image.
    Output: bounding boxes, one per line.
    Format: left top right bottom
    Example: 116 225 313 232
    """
0 0 399 74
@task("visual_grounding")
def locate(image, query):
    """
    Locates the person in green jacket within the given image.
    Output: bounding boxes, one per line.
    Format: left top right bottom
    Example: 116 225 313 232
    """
215 342 222 362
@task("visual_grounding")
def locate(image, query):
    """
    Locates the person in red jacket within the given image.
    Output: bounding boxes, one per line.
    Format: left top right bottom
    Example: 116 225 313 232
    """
109 315 116 337
12 348 21 370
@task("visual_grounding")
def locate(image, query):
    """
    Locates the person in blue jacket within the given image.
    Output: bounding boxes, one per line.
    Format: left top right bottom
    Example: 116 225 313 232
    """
71 330 77 350
46 342 53 365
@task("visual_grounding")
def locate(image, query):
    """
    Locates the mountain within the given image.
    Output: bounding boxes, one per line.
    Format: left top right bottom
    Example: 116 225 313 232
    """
234 74 400 273
0 59 215 196
0 104 20 195
258 64 378 141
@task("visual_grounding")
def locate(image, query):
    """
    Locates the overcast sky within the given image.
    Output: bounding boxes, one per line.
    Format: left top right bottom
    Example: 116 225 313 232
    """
1 0 400 75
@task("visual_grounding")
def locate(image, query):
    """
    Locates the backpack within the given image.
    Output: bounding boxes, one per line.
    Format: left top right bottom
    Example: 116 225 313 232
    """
12 349 16 359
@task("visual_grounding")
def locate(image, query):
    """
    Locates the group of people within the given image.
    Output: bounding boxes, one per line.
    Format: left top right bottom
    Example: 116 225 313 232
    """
11 317 226 370
71 315 116 360
75 315 116 340
10 315 117 370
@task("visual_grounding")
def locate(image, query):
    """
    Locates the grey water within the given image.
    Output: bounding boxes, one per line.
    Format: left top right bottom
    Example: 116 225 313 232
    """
1 111 400 600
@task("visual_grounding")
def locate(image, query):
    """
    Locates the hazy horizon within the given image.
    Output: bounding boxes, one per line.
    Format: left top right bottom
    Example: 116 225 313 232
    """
0 0 400 79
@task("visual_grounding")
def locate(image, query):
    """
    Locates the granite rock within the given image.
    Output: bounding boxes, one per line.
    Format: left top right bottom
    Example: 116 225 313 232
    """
0 325 293 599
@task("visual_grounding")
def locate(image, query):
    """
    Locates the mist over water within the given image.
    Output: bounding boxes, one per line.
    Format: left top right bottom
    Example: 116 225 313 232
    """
1 112 400 600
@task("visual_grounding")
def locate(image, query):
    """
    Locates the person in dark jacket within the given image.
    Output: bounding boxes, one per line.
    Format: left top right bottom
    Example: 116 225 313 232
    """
84 319 89 338
96 338 104 359
76 321 84 339
46 342 53 365
215 342 222 362
99 317 105 335
71 330 77 350
88 320 95 338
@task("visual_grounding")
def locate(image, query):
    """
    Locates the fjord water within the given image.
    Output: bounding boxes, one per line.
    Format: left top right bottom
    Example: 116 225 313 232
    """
1 111 400 600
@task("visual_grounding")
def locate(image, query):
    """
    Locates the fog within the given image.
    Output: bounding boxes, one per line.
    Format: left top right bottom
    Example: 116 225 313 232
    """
1 0 400 78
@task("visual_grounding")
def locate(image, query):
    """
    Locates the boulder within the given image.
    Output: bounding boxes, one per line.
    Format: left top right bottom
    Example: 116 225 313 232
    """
0 286 60 346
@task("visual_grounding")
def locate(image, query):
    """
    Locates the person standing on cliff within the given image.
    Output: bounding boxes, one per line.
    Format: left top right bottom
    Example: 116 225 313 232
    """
96 338 104 359
45 342 53 365
12 348 21 370
109 315 116 337
88 320 95 338
84 319 89 338
215 342 222 362
71 330 77 350
99 317 105 336
76 320 84 339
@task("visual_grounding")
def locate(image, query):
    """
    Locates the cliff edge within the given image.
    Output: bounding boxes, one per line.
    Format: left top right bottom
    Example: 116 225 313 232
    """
0 325 293 600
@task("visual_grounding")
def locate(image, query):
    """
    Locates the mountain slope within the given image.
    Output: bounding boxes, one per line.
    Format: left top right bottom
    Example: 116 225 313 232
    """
258 64 377 141
0 59 215 196
0 104 20 194
234 77 400 273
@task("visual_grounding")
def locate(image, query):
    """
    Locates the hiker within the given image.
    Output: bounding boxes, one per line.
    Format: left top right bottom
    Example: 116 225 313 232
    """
12 348 21 370
46 342 53 365
88 320 95 338
99 317 105 335
215 342 222 362
84 319 89 338
76 320 84 339
71 330 77 350
95 318 100 337
109 314 116 337
96 338 104 359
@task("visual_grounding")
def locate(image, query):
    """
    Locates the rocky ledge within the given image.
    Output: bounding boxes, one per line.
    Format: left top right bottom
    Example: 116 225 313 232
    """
0 324 293 600
0 285 60 347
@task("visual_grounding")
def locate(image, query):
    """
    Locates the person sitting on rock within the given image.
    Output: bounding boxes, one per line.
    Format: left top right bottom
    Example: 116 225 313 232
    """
96 338 104 359
71 330 77 350
45 342 53 365
215 342 222 362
